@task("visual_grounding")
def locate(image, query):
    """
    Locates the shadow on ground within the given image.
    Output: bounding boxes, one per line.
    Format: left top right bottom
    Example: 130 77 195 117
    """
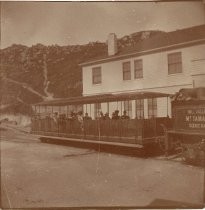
40 136 165 158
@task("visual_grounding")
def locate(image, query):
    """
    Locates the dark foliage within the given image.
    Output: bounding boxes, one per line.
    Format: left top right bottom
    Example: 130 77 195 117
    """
0 30 164 115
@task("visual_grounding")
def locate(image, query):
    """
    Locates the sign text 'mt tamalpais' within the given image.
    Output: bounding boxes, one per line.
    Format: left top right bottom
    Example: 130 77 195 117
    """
176 107 205 131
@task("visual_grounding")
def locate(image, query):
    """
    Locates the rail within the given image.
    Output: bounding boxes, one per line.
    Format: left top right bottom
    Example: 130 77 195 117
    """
31 117 172 146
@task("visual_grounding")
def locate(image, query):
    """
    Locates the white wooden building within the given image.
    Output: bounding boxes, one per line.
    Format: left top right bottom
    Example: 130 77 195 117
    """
80 25 205 119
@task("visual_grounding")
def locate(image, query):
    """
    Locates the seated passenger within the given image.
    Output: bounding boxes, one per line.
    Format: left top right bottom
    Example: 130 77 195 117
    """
104 112 110 120
100 111 105 120
121 110 130 120
83 113 92 120
77 111 84 132
112 110 120 120
70 111 77 120
77 111 83 122
53 112 59 123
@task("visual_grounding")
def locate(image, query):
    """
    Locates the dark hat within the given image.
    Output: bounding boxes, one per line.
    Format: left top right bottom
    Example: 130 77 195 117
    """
78 111 83 115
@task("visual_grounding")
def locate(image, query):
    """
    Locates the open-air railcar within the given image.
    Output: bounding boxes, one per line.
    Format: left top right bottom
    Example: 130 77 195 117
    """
31 91 172 149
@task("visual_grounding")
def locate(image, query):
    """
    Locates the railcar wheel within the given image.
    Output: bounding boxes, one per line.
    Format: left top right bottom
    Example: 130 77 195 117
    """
197 151 205 166
181 144 205 166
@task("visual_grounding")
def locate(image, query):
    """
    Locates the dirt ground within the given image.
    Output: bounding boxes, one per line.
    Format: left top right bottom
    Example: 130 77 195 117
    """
1 124 204 208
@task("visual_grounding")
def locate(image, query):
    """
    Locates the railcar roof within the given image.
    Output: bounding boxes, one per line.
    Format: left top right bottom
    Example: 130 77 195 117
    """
34 91 170 106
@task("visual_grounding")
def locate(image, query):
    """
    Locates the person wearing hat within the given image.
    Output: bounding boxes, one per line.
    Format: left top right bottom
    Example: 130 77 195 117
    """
121 110 130 120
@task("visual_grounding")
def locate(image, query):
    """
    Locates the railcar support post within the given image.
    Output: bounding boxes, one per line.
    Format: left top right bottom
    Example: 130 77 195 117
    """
120 101 122 116
204 168 205 205
90 104 92 118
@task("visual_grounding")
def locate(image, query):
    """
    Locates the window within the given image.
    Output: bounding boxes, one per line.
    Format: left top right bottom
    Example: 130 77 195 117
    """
92 67 101 84
134 59 143 79
168 52 182 74
148 98 157 118
135 99 144 119
124 100 132 118
122 61 131 80
94 103 101 119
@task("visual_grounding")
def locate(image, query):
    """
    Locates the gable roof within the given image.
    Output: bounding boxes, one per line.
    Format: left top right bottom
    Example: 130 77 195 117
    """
80 24 205 67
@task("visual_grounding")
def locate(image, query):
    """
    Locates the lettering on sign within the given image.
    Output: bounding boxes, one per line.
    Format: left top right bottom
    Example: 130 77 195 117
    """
177 107 205 131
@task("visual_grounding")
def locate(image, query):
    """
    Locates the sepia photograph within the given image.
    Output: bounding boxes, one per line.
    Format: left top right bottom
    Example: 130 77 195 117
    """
0 0 205 209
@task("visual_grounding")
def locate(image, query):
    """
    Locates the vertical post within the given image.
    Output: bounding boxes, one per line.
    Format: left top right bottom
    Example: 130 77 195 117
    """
97 117 101 141
135 99 137 143
154 98 157 137
204 166 205 204
143 98 147 141
167 96 169 117
57 106 59 136
193 79 195 88
120 101 122 116
127 100 129 118
90 104 92 118
107 102 110 139
44 106 47 133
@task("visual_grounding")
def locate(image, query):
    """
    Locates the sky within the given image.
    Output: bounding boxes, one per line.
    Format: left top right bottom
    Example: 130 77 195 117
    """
1 1 205 48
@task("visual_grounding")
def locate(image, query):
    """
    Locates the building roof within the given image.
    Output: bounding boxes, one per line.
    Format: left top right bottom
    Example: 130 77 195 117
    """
80 24 205 67
34 91 170 106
